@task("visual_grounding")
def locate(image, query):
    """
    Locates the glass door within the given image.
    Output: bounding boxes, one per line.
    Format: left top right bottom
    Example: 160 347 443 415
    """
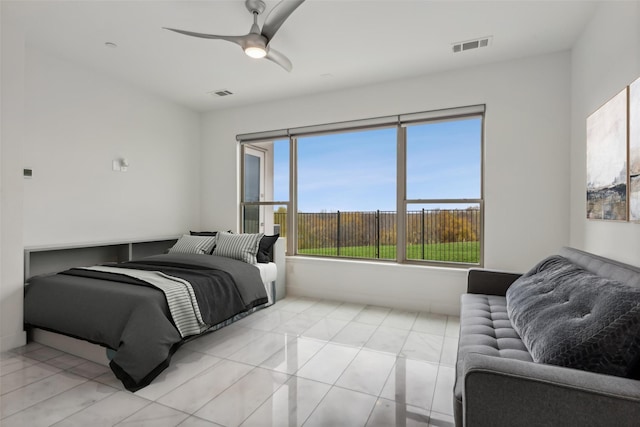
244 147 265 233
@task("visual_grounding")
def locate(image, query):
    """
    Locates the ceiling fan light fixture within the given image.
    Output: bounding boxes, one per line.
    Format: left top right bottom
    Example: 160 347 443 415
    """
244 46 267 58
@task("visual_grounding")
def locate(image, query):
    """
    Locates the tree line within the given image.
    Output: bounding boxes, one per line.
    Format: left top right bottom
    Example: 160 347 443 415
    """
274 207 479 250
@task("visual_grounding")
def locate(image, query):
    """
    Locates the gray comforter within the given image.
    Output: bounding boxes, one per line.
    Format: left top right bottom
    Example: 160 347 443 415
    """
24 253 268 391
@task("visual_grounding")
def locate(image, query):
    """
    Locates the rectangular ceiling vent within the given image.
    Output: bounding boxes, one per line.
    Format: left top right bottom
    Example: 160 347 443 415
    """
452 36 492 53
209 89 233 97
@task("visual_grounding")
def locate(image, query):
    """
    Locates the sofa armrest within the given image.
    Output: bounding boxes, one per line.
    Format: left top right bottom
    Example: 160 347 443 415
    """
466 269 521 296
462 353 640 427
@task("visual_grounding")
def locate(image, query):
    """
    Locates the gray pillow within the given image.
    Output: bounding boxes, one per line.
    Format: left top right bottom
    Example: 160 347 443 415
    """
213 232 263 264
168 234 217 255
506 255 640 378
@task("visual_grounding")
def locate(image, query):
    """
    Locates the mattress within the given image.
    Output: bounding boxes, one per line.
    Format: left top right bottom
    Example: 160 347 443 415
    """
255 262 277 304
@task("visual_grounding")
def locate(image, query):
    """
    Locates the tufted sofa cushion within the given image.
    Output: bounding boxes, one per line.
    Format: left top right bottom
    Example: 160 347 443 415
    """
506 255 640 378
454 293 533 402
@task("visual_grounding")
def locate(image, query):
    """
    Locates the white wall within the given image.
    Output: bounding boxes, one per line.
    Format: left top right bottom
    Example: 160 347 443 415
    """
23 47 201 246
1 16 28 351
570 1 640 267
0 25 202 350
201 51 572 314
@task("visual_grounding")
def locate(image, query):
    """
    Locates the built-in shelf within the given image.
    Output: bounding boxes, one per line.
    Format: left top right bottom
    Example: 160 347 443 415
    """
24 236 180 281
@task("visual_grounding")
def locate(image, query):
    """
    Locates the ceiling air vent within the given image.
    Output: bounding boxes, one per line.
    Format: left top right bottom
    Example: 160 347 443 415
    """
209 89 233 97
452 36 492 53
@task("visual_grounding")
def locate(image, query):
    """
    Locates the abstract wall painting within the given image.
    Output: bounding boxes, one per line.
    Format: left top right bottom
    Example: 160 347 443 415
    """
630 77 640 222
586 88 628 221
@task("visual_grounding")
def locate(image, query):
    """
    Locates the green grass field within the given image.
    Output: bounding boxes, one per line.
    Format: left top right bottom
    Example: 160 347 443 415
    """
298 241 480 263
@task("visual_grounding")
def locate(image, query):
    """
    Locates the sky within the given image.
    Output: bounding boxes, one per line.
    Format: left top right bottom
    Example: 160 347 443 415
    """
273 117 481 212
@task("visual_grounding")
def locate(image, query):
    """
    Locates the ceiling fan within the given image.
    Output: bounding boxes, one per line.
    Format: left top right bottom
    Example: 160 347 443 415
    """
164 0 305 72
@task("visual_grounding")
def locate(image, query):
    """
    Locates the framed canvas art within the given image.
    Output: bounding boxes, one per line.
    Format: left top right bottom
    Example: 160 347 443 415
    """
586 88 628 221
630 76 640 222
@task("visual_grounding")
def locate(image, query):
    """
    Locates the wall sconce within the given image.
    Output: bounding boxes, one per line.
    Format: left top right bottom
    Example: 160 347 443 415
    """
112 158 129 172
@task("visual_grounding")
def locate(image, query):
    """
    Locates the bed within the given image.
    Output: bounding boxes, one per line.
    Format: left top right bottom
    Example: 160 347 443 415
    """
23 233 280 392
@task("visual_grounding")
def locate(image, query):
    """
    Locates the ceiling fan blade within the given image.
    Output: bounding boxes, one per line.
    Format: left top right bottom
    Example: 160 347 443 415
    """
163 28 247 47
261 0 305 42
265 48 293 72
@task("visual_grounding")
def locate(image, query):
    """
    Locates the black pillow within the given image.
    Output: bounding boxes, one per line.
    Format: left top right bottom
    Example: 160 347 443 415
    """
257 234 279 263
190 231 218 236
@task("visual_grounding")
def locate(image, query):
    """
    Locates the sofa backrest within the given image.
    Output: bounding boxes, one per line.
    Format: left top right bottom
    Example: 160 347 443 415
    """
559 247 640 289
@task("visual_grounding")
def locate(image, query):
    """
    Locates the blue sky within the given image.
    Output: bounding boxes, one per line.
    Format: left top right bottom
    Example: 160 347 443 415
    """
274 117 481 212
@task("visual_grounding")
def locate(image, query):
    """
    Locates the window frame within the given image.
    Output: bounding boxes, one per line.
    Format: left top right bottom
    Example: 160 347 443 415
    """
239 105 485 267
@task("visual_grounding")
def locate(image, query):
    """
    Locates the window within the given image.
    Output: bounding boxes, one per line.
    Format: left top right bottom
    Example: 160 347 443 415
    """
404 118 482 263
240 105 484 266
297 128 397 258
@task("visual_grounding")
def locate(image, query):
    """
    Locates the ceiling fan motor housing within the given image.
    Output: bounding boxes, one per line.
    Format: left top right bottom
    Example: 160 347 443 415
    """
243 33 268 58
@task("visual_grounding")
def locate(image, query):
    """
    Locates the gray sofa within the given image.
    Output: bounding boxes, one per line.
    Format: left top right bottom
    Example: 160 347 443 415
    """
454 247 640 427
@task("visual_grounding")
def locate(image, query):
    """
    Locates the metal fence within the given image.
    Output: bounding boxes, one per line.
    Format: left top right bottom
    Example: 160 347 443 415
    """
274 208 481 263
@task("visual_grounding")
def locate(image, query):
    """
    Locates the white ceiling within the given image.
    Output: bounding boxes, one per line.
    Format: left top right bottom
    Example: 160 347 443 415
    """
5 0 598 112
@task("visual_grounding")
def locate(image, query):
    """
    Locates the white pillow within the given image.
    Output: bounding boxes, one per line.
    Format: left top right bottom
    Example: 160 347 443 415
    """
168 234 216 255
214 232 263 264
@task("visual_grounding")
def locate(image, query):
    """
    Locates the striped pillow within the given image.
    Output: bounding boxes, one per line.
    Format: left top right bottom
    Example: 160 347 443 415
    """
214 232 263 264
168 234 217 255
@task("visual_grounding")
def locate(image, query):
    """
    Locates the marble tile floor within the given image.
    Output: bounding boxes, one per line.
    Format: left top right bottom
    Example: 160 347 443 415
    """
1 297 459 427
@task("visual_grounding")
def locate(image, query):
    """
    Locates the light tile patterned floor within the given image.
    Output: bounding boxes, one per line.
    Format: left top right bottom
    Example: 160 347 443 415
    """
1 297 458 426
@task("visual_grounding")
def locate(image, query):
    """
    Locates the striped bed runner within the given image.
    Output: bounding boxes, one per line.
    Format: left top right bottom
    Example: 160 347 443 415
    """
81 266 206 338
